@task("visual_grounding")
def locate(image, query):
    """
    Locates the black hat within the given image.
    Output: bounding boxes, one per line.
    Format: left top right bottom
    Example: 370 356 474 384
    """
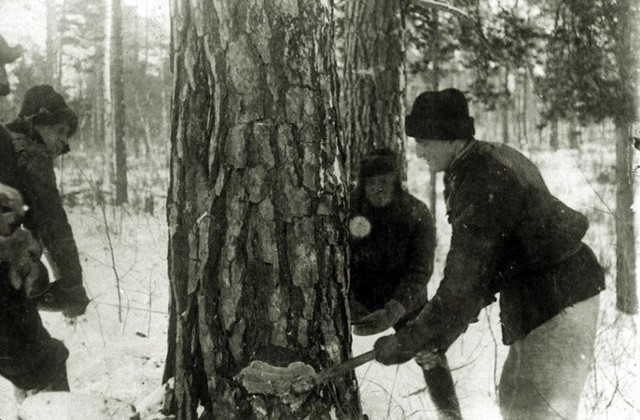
360 148 399 178
405 88 475 140
16 85 78 136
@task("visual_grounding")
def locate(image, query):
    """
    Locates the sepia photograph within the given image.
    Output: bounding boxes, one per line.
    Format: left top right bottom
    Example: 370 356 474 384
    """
0 0 638 419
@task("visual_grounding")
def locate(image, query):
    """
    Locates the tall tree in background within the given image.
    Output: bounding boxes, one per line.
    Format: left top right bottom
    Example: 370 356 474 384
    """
342 0 407 186
536 0 638 314
104 0 127 204
166 0 359 418
45 0 58 84
613 0 639 314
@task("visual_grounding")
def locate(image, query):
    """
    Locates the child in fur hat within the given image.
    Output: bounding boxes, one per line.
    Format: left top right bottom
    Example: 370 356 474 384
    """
348 148 462 419
0 85 89 395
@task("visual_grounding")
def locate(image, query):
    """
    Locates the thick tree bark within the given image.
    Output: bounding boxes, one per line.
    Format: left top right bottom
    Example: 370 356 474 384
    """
104 0 128 204
166 1 360 419
342 0 407 186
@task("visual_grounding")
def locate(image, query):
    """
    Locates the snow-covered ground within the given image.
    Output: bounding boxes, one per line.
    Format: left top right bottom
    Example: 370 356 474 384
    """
1 140 638 419
0 208 170 419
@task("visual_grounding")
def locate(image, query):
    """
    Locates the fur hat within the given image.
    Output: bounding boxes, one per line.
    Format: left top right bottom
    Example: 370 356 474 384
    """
360 148 399 178
405 88 475 141
10 85 78 136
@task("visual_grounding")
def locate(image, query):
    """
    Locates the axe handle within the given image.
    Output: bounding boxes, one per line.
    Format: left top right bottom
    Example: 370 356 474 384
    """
314 350 377 383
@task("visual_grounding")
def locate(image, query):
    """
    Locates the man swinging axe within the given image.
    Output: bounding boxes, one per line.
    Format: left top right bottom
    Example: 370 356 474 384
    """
373 89 604 420
348 148 463 420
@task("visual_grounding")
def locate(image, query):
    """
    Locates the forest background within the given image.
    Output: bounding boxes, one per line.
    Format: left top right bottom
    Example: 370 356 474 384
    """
0 0 638 418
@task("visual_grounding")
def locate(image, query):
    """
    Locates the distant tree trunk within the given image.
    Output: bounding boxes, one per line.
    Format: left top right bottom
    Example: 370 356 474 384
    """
93 2 106 150
615 125 637 314
342 0 407 187
134 94 152 156
104 0 114 186
568 120 580 149
501 68 511 145
45 0 57 84
160 50 171 156
613 0 639 314
55 0 67 90
104 0 128 204
429 10 439 221
550 119 559 150
93 61 105 149
166 1 360 419
521 70 529 145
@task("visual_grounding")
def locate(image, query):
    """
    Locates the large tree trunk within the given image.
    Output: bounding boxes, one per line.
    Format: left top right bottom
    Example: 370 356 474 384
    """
104 0 128 205
166 1 360 419
613 0 639 314
342 0 407 186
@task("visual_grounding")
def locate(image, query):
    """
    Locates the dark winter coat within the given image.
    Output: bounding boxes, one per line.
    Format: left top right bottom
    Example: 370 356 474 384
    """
349 188 436 326
1 127 83 288
0 125 70 390
399 140 605 352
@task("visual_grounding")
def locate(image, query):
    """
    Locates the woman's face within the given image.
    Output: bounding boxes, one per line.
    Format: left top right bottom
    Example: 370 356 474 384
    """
34 123 71 157
364 173 396 208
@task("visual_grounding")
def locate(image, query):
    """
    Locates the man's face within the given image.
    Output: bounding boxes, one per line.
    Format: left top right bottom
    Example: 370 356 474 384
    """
34 123 71 157
364 173 396 208
415 139 457 173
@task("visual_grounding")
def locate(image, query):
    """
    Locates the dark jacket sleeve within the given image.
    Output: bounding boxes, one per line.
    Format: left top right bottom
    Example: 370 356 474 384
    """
391 200 435 314
17 146 83 288
398 169 522 352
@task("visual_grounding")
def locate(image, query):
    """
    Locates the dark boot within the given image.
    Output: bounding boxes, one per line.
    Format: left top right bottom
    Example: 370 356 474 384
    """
418 351 463 420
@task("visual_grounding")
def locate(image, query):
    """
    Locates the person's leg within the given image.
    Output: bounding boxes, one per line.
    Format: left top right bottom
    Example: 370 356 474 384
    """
499 294 599 420
415 350 463 420
0 277 70 394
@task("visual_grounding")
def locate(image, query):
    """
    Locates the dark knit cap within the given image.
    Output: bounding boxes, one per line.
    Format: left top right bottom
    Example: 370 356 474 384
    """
360 148 399 178
405 88 475 141
15 85 78 136
0 34 21 65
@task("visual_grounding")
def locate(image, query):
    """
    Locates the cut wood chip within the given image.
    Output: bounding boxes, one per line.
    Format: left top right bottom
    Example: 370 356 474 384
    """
238 360 317 396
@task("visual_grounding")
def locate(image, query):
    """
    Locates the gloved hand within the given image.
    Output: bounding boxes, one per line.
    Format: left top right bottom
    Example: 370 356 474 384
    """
374 331 419 365
37 280 90 318
0 184 27 236
0 228 45 297
353 299 405 336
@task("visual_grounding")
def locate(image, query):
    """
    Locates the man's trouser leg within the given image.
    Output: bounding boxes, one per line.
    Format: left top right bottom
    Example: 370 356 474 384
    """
415 350 463 420
499 294 599 420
